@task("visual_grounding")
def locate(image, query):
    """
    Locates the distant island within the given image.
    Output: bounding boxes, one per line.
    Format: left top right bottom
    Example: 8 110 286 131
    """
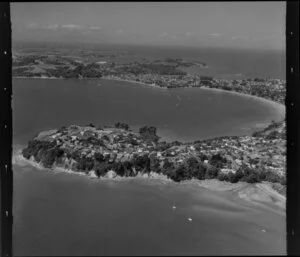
21 121 286 195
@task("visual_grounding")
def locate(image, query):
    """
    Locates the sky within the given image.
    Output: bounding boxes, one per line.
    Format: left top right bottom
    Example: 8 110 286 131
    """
11 2 285 50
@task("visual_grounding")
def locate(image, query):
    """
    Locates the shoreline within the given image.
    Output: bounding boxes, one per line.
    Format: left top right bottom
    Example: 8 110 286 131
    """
199 86 285 113
13 76 285 115
13 76 101 80
101 77 168 90
103 78 285 121
13 150 286 208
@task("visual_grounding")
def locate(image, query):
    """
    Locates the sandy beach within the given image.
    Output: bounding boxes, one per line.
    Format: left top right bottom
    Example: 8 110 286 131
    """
102 77 168 90
198 86 285 120
101 77 285 121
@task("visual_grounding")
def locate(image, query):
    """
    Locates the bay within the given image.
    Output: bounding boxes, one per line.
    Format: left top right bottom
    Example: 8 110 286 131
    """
12 77 286 255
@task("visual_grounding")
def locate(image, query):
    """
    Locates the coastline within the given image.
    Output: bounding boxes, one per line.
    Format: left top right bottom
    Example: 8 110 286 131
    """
12 76 285 115
102 77 285 121
13 76 101 80
198 86 285 119
101 77 168 90
13 150 286 209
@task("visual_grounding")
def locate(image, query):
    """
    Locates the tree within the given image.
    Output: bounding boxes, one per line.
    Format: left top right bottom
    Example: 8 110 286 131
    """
173 164 191 182
227 172 239 183
94 162 110 177
200 76 213 81
115 122 129 130
209 153 227 169
217 173 228 182
40 150 56 168
266 130 280 140
184 157 206 180
238 167 260 183
132 154 150 172
164 168 177 181
111 162 125 176
76 156 95 172
198 152 209 162
150 156 161 173
162 158 174 171
123 161 135 176
205 165 220 179
94 152 105 162
139 126 159 143
234 168 245 181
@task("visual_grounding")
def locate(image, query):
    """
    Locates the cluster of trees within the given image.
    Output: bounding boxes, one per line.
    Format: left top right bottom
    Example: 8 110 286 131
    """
141 64 187 75
209 153 227 168
139 126 160 143
252 121 285 139
22 140 64 168
89 154 151 177
163 157 218 182
22 139 286 185
12 67 35 76
217 166 286 185
200 76 214 81
115 122 129 130
17 63 103 79
13 55 41 66
155 140 181 152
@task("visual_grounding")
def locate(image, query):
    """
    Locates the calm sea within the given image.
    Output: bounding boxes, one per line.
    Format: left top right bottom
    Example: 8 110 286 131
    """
14 42 286 80
13 78 284 145
12 71 285 255
114 45 286 80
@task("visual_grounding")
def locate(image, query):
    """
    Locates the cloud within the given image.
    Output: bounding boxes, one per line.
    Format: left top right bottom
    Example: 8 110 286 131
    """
89 26 102 30
230 35 248 40
26 23 39 29
43 24 59 30
185 32 200 41
209 33 222 37
185 32 197 37
158 32 168 38
61 24 86 30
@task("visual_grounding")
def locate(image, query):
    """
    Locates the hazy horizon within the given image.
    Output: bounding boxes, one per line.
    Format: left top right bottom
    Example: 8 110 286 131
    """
11 2 285 51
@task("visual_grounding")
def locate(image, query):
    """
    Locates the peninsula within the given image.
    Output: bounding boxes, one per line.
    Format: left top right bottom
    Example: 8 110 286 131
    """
22 121 286 195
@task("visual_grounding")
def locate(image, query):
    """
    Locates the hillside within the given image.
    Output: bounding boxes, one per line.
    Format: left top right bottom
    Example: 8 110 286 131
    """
21 122 286 191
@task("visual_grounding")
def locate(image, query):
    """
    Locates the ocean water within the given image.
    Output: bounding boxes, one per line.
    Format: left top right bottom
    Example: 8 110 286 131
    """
13 164 285 256
117 45 286 80
76 44 286 80
14 42 286 80
12 77 286 255
12 78 284 145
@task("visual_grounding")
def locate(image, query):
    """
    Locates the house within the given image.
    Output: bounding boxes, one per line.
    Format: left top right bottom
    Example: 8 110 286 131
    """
220 168 236 174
